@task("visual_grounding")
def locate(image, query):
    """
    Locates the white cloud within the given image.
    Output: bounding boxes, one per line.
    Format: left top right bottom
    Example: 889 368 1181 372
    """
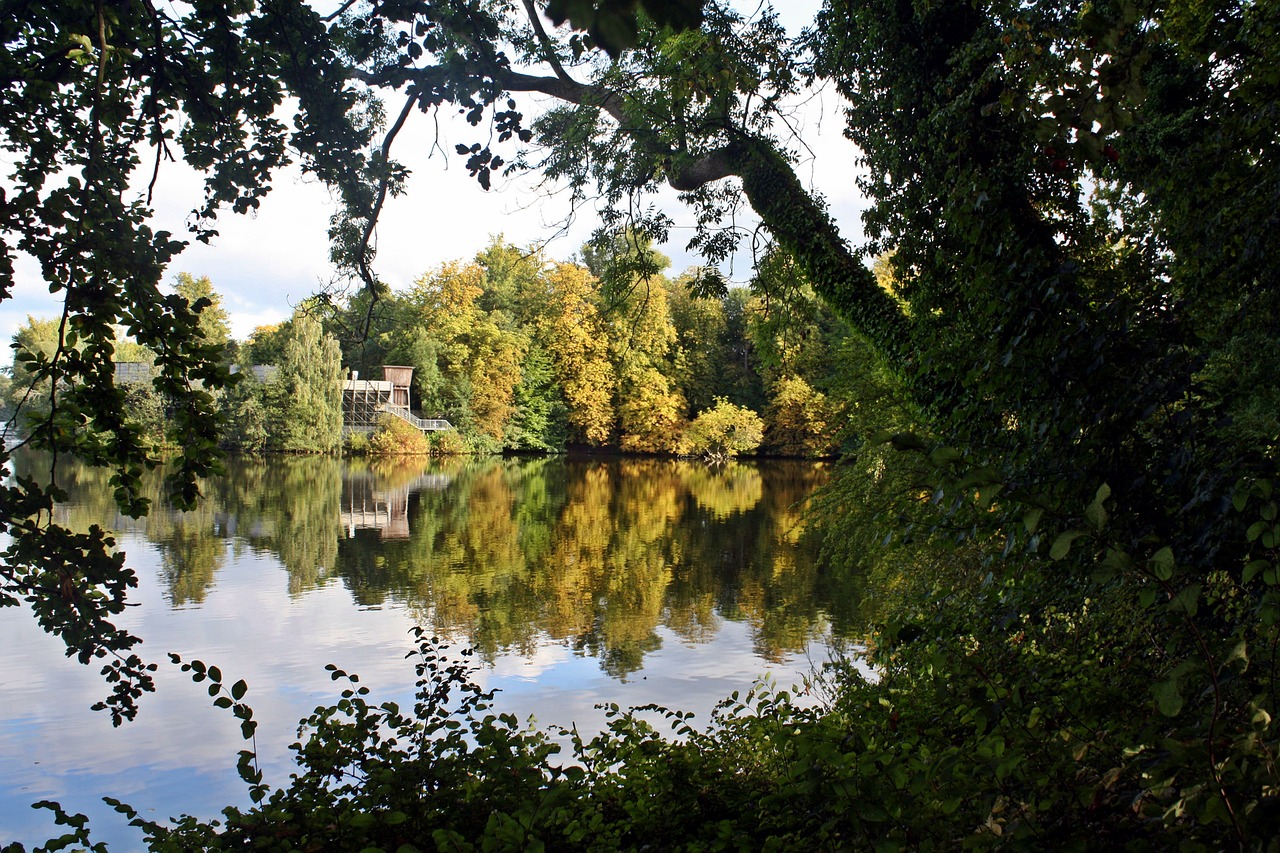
1 2 869 352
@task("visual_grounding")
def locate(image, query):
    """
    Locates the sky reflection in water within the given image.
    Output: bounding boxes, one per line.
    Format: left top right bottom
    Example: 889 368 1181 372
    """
1 454 864 849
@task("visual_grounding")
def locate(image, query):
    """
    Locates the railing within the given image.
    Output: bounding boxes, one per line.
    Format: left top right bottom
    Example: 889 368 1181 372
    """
379 404 453 432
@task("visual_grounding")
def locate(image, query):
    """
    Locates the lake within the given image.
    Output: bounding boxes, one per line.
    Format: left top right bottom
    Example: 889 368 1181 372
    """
0 453 868 849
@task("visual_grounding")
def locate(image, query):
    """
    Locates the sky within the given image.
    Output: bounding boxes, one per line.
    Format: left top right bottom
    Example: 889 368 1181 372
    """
1 2 867 345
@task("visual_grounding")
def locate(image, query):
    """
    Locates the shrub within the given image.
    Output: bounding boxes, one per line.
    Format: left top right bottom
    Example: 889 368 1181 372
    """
345 430 370 455
368 413 430 456
681 398 764 460
429 429 467 456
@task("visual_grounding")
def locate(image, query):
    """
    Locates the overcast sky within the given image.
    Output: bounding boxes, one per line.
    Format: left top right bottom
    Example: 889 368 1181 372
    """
2 2 866 345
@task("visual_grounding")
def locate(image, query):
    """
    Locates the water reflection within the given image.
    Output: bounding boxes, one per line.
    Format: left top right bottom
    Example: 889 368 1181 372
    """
333 456 832 678
14 452 842 676
3 451 866 849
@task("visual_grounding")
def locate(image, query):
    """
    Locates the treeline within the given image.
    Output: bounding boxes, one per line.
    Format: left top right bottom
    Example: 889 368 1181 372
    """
1 273 346 456
6 238 877 459
320 235 863 458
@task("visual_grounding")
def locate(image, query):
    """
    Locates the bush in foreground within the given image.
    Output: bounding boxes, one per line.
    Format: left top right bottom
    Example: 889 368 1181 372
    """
17 599 1277 853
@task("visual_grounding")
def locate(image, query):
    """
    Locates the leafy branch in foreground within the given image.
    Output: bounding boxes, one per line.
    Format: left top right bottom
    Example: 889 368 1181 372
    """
15 608 1274 852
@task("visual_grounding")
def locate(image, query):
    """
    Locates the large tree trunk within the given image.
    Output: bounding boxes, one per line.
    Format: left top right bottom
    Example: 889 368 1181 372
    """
727 138 910 365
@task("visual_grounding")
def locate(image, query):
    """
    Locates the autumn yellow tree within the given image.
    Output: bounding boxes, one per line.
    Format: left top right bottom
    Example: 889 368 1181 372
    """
399 262 528 448
535 263 616 446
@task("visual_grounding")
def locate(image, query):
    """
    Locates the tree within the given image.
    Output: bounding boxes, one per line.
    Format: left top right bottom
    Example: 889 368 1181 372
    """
666 273 730 416
243 323 292 367
267 313 344 454
681 398 763 460
535 262 617 446
4 315 62 425
316 0 1278 839
389 261 528 450
763 375 837 458
5 0 1280 840
172 273 232 351
506 339 568 452
599 239 687 453
0 0 371 718
0 0 710 722
219 368 271 454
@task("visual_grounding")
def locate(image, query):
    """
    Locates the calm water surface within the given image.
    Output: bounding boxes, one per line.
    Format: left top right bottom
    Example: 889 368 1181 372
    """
1 453 865 849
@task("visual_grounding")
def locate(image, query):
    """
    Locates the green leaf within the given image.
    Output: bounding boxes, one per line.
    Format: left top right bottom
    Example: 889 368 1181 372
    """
1149 546 1175 581
957 467 1003 489
1244 560 1269 583
868 429 895 445
1050 529 1086 561
976 482 1004 509
1168 583 1200 616
1152 677 1184 717
1094 547 1133 584
929 446 963 467
1084 482 1110 531
888 432 927 451
1101 547 1134 573
230 679 247 701
1232 490 1249 512
593 10 639 57
1023 507 1044 534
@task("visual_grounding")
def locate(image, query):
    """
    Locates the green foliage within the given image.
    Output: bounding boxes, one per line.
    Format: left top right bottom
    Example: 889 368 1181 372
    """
506 339 569 452
682 398 763 460
667 272 731 416
265 314 344 454
119 383 168 448
0 0 374 716
329 240 833 457
5 315 64 426
242 323 291 368
368 413 430 456
429 429 468 457
763 375 838 457
6 0 1280 844
54 614 1255 851
345 429 370 455
219 373 269 454
546 0 705 57
171 273 231 352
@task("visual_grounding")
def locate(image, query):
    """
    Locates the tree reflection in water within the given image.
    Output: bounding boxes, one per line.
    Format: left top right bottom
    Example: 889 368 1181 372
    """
17 451 859 678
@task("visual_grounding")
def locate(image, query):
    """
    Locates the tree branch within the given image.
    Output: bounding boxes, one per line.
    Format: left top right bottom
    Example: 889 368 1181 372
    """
354 87 421 329
521 0 575 84
376 65 911 362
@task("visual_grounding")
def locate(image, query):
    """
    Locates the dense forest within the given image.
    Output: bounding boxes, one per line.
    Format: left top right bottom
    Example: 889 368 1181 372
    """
7 239 867 459
3 0 1280 849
